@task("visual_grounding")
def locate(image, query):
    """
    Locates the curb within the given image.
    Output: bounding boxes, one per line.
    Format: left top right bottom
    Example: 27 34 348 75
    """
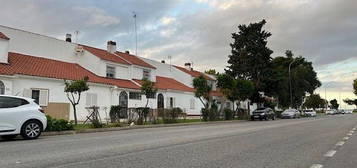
42 120 247 137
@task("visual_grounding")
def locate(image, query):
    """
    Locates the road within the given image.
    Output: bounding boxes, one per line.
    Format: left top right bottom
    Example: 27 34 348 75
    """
1 115 356 168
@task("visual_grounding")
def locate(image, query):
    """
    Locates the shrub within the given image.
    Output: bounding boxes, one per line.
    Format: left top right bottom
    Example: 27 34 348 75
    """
201 108 220 121
45 115 74 132
109 105 128 123
201 108 209 121
159 108 184 124
224 108 234 120
136 107 150 125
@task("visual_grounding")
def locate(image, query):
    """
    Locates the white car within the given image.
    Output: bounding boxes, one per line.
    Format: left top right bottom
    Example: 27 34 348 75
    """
281 109 301 119
303 109 317 117
344 109 353 114
326 109 337 115
0 95 47 140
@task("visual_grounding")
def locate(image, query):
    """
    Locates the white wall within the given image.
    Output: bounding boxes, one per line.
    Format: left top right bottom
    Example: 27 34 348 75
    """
0 26 78 63
0 76 13 95
101 60 130 80
0 39 9 64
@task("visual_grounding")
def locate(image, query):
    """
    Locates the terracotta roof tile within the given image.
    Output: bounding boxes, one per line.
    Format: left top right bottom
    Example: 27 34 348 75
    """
0 32 9 40
116 51 156 69
174 66 214 80
81 45 131 65
134 76 194 92
0 53 140 89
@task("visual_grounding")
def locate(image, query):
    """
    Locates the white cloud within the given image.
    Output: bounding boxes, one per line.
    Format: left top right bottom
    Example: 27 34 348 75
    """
73 6 120 27
160 16 176 25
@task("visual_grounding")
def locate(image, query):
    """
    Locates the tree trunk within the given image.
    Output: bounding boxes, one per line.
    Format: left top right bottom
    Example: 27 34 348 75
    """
72 104 78 125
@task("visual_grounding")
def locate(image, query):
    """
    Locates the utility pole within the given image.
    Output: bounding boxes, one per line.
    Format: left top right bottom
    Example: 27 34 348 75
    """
289 59 296 109
133 11 138 56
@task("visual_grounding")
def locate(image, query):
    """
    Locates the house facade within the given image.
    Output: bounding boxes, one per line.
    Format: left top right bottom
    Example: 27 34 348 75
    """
0 25 232 121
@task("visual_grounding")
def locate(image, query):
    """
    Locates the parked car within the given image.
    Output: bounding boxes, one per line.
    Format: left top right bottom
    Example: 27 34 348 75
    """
345 109 353 114
326 109 337 115
251 108 276 121
281 109 300 119
303 109 317 117
0 95 47 140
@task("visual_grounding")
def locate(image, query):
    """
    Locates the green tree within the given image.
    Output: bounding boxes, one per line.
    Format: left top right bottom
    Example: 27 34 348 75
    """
226 20 273 103
217 74 254 113
343 78 357 108
303 94 325 110
205 69 218 76
140 78 158 108
266 51 321 108
64 77 89 125
193 75 212 108
330 99 339 110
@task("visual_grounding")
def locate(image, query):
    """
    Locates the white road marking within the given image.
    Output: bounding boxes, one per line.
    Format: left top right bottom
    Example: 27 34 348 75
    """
324 150 337 157
347 133 353 136
310 164 323 168
350 130 355 133
353 128 356 131
343 137 350 140
336 141 345 146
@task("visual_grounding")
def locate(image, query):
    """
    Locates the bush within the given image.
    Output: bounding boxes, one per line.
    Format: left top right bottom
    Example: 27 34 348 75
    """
159 108 184 124
224 108 234 120
201 108 219 121
45 115 74 132
109 105 127 123
136 107 150 125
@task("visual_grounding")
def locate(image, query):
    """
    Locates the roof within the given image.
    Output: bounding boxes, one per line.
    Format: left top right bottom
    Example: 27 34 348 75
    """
134 76 194 92
81 45 131 65
174 66 214 80
116 51 156 69
0 52 140 89
0 32 9 40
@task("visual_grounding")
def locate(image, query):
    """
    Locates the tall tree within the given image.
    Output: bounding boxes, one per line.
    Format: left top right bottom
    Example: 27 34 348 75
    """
266 51 321 108
64 77 89 125
193 75 212 108
330 99 339 110
343 78 357 108
303 94 325 110
140 78 158 108
226 20 273 103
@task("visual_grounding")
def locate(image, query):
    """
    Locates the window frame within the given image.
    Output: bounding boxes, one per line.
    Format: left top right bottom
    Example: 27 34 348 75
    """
106 65 116 78
129 92 142 100
142 69 151 80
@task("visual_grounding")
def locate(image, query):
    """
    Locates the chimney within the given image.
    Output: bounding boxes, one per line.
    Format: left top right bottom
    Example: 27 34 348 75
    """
125 50 130 54
65 34 72 42
184 63 192 70
107 41 117 53
161 60 165 63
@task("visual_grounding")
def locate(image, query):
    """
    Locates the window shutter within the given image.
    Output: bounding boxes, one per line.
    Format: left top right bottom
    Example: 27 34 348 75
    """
23 89 32 98
92 94 98 106
166 97 170 108
39 90 49 106
86 93 91 106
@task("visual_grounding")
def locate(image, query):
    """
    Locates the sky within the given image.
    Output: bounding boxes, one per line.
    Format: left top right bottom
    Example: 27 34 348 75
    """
0 0 356 108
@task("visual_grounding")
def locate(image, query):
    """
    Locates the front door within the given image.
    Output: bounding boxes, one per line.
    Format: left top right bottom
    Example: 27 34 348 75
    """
119 91 128 118
157 93 164 108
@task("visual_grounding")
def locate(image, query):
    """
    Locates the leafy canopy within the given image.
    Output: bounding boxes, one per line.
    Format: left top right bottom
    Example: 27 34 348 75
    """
225 19 273 103
303 94 326 110
193 75 212 107
329 99 339 110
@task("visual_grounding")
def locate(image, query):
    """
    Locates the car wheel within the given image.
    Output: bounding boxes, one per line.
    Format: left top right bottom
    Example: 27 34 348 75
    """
272 116 275 120
251 116 254 121
259 117 263 121
1 135 17 140
21 120 42 140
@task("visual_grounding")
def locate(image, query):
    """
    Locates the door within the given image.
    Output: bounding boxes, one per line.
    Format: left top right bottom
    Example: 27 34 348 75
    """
157 93 164 109
0 97 30 132
119 91 128 118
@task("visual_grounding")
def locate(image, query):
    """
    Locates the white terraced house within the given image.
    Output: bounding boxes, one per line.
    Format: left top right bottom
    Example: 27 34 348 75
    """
0 25 254 121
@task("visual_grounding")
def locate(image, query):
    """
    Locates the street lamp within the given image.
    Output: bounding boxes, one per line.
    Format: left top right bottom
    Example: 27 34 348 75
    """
289 59 296 108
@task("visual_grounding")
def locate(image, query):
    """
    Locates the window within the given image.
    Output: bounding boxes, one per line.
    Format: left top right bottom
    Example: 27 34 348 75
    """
143 69 151 79
190 99 195 109
86 93 98 106
147 93 156 99
129 92 142 100
106 65 116 78
31 89 49 106
170 97 174 108
0 97 29 108
0 81 5 95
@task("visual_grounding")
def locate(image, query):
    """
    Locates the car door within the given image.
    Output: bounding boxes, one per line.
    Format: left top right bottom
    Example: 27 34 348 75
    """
0 97 29 132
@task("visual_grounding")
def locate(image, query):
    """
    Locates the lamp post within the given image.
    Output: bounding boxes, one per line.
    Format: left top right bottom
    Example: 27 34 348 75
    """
289 59 296 108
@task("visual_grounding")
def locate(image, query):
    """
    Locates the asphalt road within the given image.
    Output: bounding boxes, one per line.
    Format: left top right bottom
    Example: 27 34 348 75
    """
1 115 357 168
